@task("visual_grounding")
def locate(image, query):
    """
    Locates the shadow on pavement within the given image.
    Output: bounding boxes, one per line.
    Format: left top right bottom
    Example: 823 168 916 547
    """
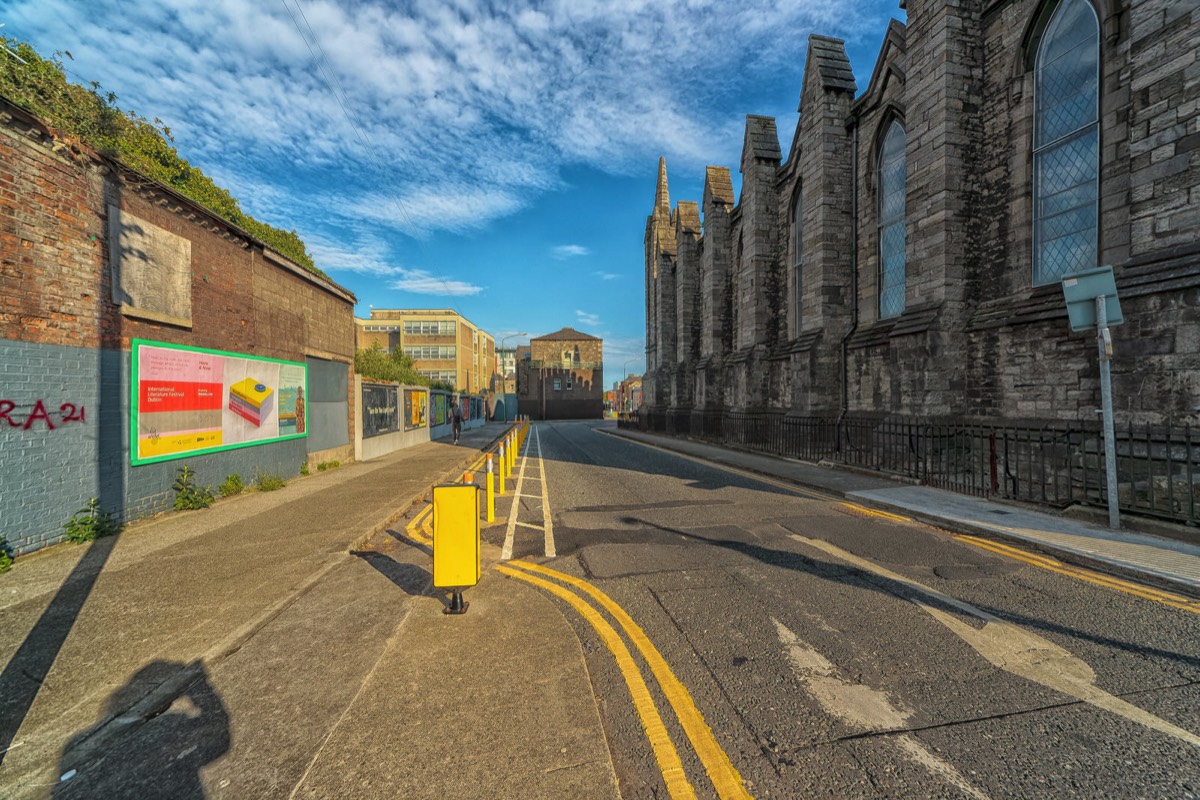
53 661 229 799
634 518 1200 671
352 550 433 597
0 533 121 770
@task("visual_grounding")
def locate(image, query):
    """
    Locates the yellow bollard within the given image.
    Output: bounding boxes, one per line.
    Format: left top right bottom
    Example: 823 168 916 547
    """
485 454 494 522
498 443 507 495
432 482 480 615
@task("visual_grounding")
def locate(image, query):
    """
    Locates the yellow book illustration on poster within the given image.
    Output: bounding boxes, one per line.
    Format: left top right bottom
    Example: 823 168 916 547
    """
229 377 275 427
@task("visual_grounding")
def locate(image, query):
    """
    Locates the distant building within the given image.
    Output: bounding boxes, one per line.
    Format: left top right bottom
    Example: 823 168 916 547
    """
493 347 518 394
517 328 604 419
615 375 643 415
356 309 495 393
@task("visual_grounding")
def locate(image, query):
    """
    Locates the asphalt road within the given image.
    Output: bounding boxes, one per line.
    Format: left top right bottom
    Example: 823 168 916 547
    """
492 421 1200 799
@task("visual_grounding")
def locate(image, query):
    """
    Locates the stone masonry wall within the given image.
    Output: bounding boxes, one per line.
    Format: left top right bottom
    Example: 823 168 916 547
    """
647 0 1199 428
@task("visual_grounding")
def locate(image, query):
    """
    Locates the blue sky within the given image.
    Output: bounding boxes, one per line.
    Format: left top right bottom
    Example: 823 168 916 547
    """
3 0 904 381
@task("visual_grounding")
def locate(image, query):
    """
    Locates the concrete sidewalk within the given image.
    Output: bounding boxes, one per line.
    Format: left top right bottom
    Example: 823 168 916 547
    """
0 421 616 799
605 426 1200 597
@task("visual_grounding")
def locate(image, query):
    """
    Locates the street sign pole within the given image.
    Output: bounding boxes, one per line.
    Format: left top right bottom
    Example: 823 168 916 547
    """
1096 295 1120 530
1062 266 1123 531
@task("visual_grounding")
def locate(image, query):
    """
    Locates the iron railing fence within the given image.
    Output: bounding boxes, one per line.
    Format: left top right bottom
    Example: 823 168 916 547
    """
621 410 1200 525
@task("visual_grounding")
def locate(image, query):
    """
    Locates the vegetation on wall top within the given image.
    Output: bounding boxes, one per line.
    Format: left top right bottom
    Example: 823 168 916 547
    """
354 342 428 386
0 37 325 278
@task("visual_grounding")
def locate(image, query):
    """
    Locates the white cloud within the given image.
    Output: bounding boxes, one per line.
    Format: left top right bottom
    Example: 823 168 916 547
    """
593 271 620 281
390 269 483 297
576 309 601 326
306 235 482 297
552 245 590 259
3 0 888 244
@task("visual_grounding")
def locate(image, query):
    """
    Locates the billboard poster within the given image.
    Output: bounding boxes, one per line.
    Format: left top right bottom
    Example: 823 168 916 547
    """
131 339 307 465
362 384 399 439
404 389 427 430
433 393 447 426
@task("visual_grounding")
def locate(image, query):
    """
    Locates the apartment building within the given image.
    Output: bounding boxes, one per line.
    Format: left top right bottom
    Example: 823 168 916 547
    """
356 309 495 393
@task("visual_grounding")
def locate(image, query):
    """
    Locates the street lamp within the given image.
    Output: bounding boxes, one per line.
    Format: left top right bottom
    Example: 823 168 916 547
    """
496 332 526 421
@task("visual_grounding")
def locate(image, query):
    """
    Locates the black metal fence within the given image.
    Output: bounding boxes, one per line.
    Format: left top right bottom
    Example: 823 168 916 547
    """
619 410 1200 525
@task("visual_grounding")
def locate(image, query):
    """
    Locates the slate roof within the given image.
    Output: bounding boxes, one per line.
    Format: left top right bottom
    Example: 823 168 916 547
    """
532 327 601 342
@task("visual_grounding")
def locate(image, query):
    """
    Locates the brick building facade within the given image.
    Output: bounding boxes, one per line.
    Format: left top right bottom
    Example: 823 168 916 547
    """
0 97 356 554
645 0 1200 430
517 328 604 419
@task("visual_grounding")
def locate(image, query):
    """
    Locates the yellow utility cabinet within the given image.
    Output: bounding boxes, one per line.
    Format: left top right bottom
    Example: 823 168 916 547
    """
433 483 480 613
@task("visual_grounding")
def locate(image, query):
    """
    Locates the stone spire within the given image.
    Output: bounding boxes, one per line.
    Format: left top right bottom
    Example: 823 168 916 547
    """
654 157 670 217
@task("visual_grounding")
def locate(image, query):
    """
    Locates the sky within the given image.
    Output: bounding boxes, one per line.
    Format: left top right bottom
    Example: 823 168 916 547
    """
2 0 904 382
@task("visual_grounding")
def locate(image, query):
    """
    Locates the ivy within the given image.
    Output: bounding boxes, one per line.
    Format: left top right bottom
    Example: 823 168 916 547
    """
0 37 325 278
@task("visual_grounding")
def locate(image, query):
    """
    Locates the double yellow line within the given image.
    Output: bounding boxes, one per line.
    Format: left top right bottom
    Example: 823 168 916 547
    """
953 534 1200 614
497 560 752 800
837 501 911 523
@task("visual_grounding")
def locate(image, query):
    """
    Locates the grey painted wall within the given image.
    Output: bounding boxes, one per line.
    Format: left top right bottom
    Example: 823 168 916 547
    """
306 355 349 453
1 340 306 554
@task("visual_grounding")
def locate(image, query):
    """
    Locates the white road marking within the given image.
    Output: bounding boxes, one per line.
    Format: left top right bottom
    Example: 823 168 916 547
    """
501 432 532 561
515 521 544 531
773 619 990 800
538 426 556 558
789 533 1200 749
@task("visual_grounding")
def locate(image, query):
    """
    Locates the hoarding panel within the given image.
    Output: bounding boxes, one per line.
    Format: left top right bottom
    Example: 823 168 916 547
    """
131 339 307 465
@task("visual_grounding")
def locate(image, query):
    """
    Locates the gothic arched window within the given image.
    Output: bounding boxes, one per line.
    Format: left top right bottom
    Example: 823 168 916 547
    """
878 121 906 319
1033 0 1100 285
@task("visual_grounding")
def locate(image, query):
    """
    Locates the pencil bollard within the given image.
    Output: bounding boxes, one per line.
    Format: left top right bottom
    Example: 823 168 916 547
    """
485 455 495 522
498 443 507 495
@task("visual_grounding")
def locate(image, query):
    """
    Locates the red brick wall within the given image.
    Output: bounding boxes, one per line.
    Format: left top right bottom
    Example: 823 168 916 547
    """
0 112 107 349
0 100 355 367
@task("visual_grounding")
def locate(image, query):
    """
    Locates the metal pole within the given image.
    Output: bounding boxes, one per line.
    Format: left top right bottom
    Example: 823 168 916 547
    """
1097 295 1120 529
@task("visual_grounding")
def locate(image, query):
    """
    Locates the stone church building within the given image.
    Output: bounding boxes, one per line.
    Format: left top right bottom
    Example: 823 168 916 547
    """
642 0 1199 518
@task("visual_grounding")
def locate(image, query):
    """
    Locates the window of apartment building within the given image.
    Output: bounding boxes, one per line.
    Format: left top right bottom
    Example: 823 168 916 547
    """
553 378 562 391
404 345 456 360
566 375 573 390
403 320 457 335
878 120 907 319
792 183 804 330
1032 0 1099 286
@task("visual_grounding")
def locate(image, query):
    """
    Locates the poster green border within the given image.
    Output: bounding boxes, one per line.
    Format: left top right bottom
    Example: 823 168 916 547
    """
130 338 309 467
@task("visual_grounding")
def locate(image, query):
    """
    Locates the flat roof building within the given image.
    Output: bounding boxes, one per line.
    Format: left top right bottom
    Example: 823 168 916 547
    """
356 309 495 394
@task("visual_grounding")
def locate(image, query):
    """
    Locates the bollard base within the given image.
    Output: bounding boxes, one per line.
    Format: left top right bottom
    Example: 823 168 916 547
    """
444 589 469 615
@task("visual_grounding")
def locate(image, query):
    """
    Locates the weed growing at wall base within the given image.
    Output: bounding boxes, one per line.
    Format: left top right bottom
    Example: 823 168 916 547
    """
63 498 120 543
0 538 12 574
254 471 286 492
173 464 216 510
219 473 245 497
317 460 341 472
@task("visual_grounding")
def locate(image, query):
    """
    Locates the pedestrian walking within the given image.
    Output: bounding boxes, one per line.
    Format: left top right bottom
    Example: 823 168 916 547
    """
451 397 463 444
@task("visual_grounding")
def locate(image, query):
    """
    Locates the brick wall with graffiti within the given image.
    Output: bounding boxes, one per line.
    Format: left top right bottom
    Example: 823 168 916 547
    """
0 98 357 554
